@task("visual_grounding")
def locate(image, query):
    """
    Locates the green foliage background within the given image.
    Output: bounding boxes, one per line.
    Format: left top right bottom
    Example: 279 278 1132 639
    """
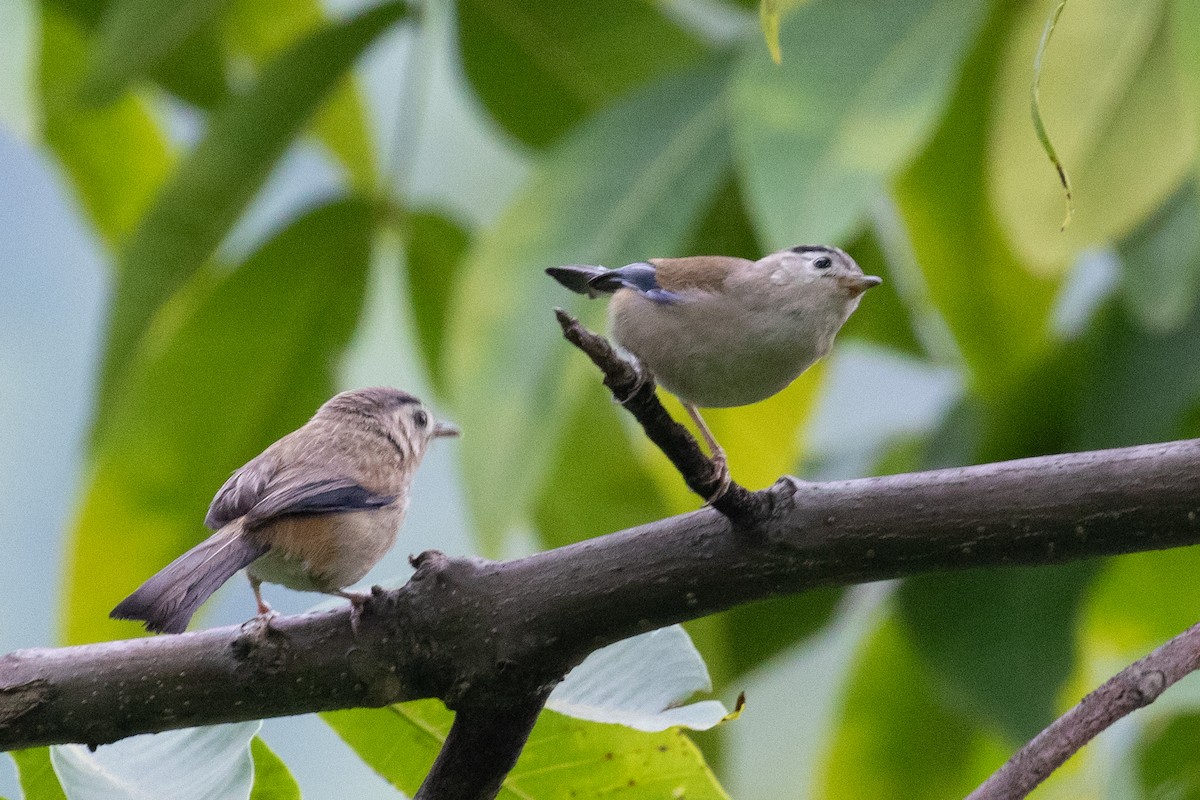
3 0 1200 796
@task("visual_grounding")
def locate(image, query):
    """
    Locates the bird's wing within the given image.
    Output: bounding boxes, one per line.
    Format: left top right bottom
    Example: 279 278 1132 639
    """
204 455 277 530
650 256 752 293
205 454 395 531
586 262 683 305
243 470 397 526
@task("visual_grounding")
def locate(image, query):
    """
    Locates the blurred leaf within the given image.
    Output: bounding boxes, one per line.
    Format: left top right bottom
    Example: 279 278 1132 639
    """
150 24 230 109
989 0 1197 273
1173 0 1200 119
547 626 728 731
894 1 1060 391
819 616 986 800
1029 0 1075 229
1117 179 1200 333
456 0 706 148
249 737 301 800
326 701 730 798
80 0 234 105
444 62 732 554
51 722 260 799
757 0 798 65
897 562 1097 742
731 0 989 248
534 380 669 549
684 175 762 261
39 7 173 246
11 748 67 800
404 209 472 396
1087 547 1200 656
95 1 405 419
1072 299 1200 450
224 0 379 189
1138 712 1200 799
64 199 373 644
838 226 923 356
688 589 842 691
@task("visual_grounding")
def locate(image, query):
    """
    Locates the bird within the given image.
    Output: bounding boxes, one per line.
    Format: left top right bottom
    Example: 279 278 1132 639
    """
110 387 459 634
547 245 880 495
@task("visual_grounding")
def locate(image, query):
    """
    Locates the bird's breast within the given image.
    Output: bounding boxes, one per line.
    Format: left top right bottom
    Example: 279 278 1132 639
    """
247 502 406 592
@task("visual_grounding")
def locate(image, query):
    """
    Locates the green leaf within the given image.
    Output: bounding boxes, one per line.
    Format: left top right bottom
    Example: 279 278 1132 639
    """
894 1 1060 390
1072 299 1200 449
149 23 230 109
50 722 260 799
1087 546 1200 656
897 562 1097 742
249 737 301 800
63 198 373 644
444 62 733 553
95 1 406 420
1172 0 1200 121
1138 713 1200 800
80 0 235 105
758 0 784 65
39 6 173 246
325 701 730 798
837 226 923 356
403 209 472 397
818 616 988 800
456 0 707 148
533 380 669 549
11 749 67 800
224 0 379 189
989 0 1197 273
1117 179 1200 333
731 0 989 248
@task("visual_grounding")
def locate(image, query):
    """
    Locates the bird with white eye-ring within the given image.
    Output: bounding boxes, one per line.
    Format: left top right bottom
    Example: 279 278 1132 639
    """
548 245 881 499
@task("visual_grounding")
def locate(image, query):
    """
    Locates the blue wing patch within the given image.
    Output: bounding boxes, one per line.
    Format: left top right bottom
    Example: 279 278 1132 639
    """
587 262 682 305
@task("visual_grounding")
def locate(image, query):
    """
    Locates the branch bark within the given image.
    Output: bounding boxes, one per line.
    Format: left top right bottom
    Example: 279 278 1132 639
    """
1 439 1198 753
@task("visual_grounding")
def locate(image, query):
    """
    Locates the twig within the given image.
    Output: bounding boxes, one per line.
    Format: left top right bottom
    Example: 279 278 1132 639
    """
554 309 764 525
967 620 1200 800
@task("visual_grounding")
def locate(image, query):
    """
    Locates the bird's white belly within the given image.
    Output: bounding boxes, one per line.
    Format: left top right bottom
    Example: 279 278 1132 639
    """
612 294 831 408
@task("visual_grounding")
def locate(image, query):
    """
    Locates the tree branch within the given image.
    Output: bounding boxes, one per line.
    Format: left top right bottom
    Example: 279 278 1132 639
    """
554 309 760 522
1 439 1198 752
968 620 1200 800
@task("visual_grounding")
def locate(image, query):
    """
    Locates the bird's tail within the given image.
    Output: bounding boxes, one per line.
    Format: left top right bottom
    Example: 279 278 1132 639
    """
110 524 268 634
545 265 612 298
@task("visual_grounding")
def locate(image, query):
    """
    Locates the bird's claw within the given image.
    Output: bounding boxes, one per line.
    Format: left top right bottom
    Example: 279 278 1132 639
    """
705 454 731 504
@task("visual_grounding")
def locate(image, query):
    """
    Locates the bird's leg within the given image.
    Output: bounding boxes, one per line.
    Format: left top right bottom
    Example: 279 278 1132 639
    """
684 403 731 502
248 575 277 620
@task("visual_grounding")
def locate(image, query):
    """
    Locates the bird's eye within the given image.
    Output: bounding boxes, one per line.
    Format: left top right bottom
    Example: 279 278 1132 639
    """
813 256 832 270
413 409 429 428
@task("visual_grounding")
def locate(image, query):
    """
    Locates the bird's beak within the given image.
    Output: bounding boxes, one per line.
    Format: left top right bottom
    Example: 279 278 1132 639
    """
840 275 883 295
434 421 461 438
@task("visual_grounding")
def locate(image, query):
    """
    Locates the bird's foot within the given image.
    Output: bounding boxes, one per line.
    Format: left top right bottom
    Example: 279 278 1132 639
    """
705 453 731 505
331 589 372 637
615 355 651 405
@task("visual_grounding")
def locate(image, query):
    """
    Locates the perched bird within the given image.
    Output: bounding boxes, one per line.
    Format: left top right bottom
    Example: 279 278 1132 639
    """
547 246 880 492
111 387 459 634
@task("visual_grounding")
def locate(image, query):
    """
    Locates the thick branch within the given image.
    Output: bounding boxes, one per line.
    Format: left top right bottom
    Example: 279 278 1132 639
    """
414 696 547 800
968 620 1200 800
0 439 1198 750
